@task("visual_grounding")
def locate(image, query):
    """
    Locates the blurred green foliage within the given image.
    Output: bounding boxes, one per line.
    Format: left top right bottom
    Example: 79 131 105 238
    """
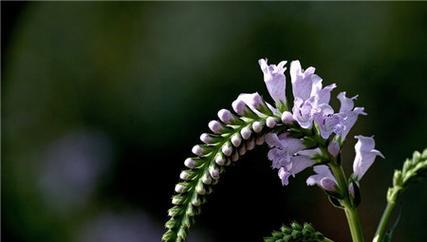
3 2 427 242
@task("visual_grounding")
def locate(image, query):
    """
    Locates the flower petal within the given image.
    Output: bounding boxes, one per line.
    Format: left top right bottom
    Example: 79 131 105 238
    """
352 135 384 180
259 58 287 103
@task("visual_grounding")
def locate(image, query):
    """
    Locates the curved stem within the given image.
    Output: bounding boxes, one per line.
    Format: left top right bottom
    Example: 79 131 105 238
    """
373 201 396 242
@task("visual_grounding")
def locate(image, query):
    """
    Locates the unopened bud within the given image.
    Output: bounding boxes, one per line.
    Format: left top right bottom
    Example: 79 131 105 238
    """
195 183 206 195
231 151 239 162
208 120 224 134
231 133 242 147
232 99 248 115
256 135 265 145
192 145 206 156
175 183 187 193
252 121 264 133
266 116 277 128
241 126 252 140
209 166 220 179
191 197 201 206
215 153 226 166
184 158 196 168
217 109 235 123
221 142 233 156
281 111 294 124
200 133 215 144
179 170 191 180
246 138 255 151
239 145 247 156
328 140 340 157
201 173 212 185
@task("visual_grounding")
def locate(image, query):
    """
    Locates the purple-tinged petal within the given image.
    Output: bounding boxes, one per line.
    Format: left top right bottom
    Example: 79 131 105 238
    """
292 98 315 129
306 165 337 191
290 60 314 101
338 92 357 113
339 107 367 139
265 133 283 147
278 156 315 186
352 135 384 180
316 83 337 105
259 58 287 103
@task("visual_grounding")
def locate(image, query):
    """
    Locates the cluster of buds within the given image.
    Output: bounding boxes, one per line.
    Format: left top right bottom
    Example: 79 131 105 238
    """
163 93 282 242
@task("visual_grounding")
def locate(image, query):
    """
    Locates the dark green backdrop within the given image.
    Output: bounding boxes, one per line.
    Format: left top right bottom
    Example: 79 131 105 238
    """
3 2 427 242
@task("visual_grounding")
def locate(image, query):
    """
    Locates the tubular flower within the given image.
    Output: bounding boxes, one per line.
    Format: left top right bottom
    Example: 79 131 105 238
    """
290 60 336 129
265 133 318 186
258 58 287 104
352 135 384 180
316 92 367 139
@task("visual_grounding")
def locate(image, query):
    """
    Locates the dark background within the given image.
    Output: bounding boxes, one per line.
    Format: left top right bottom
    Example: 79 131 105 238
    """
2 2 427 242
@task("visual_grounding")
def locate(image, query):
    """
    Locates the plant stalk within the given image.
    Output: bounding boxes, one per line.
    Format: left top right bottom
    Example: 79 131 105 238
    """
329 162 365 242
372 200 396 242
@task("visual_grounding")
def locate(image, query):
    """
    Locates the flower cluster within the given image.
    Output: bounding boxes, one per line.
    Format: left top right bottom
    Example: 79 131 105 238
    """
257 59 384 191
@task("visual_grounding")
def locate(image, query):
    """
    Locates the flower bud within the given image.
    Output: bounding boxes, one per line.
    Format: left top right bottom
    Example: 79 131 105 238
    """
172 195 184 205
328 140 340 157
208 120 224 134
192 145 206 156
320 177 338 192
195 183 206 195
200 133 217 144
191 197 201 206
209 165 220 179
231 133 242 147
184 158 196 168
246 138 255 151
217 109 235 124
215 153 226 166
201 173 212 185
256 135 265 145
179 170 191 180
252 121 264 133
231 151 239 162
175 183 187 193
266 116 277 128
241 126 252 140
221 142 233 156
239 145 247 156
281 111 294 124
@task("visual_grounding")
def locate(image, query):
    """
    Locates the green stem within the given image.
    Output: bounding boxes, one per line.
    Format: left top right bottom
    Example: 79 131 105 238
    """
344 204 365 242
329 163 365 242
322 238 336 242
373 200 396 242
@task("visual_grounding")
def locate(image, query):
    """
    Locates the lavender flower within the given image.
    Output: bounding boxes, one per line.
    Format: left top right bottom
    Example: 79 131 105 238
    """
290 61 336 129
316 92 367 139
352 135 384 180
258 58 287 104
306 165 338 192
265 133 318 185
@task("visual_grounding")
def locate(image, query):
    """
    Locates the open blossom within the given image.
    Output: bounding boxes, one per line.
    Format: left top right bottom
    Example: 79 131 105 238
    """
352 135 384 180
265 133 318 186
258 58 287 104
306 165 337 192
316 92 367 139
290 61 337 129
